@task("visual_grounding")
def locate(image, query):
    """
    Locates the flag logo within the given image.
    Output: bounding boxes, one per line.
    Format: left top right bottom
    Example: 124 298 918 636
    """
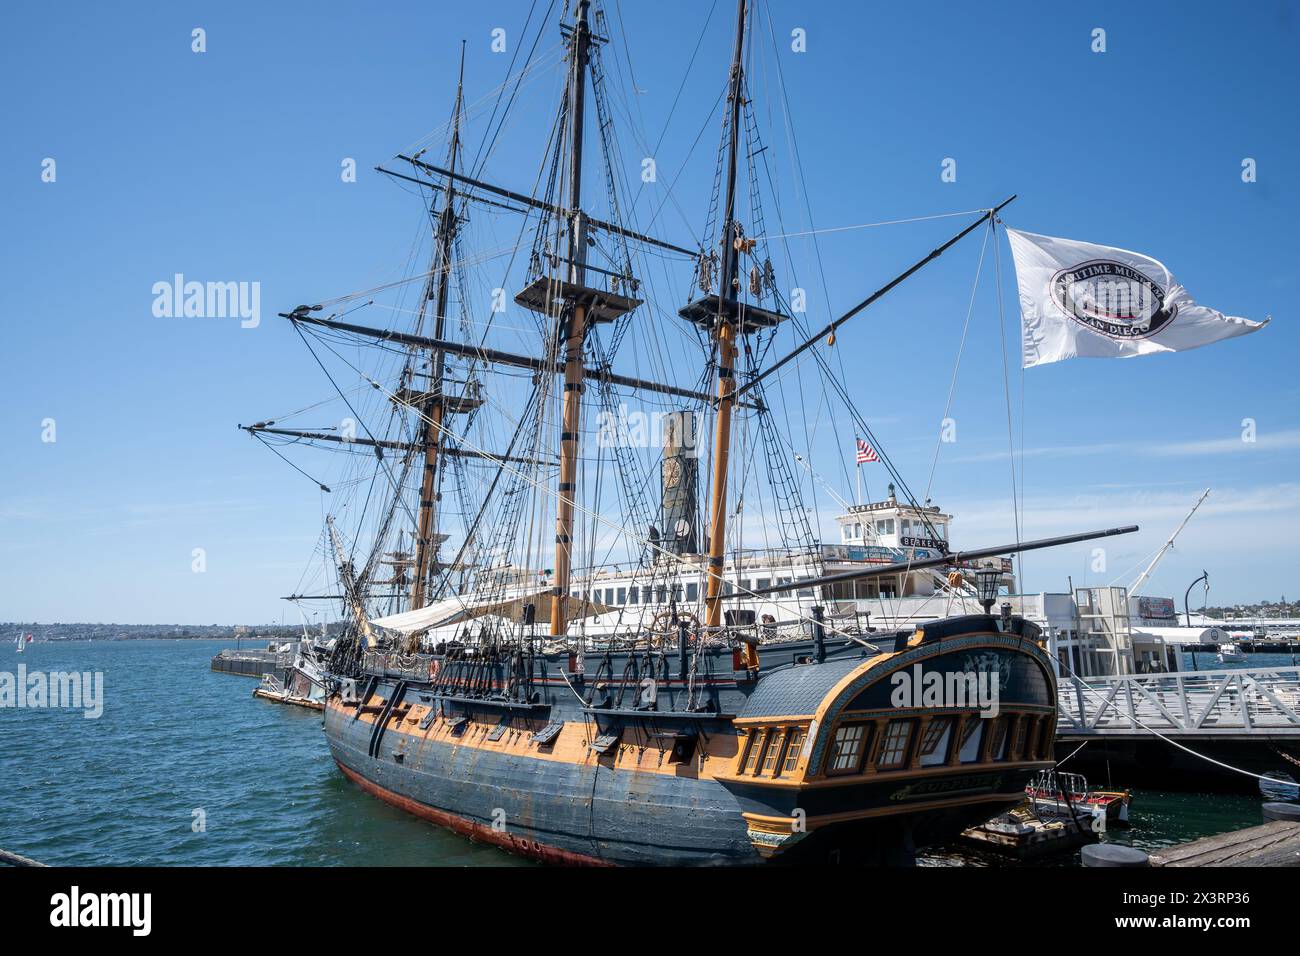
1006 228 1266 368
1048 259 1178 339
855 438 878 463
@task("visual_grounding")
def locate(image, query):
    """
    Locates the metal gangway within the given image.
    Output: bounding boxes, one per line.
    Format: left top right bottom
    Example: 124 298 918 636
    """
1058 667 1300 739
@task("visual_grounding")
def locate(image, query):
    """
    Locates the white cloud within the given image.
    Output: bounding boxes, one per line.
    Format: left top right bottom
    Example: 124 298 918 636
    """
937 483 1300 601
942 427 1300 465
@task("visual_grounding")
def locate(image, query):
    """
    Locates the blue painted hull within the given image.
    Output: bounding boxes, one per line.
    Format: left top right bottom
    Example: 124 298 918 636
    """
325 701 1037 865
324 624 1058 864
325 701 759 865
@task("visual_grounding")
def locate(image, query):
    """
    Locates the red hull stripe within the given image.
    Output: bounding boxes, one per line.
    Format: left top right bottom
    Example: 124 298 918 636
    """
334 760 613 867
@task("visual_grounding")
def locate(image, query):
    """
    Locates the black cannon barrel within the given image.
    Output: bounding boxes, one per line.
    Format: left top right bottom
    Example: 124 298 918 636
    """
729 525 1140 599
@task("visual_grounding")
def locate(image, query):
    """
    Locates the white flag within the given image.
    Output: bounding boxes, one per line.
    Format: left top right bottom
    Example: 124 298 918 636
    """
1006 228 1267 369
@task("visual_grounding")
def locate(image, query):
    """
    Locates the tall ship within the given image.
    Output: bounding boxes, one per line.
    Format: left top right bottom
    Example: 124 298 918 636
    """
244 0 1133 864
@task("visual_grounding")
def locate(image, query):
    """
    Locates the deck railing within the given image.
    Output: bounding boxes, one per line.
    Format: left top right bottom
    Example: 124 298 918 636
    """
362 650 436 681
1058 667 1300 736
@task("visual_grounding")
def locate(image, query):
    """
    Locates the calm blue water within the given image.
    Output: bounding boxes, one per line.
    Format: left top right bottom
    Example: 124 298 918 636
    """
1180 649 1300 671
1 640 522 866
4 640 1295 866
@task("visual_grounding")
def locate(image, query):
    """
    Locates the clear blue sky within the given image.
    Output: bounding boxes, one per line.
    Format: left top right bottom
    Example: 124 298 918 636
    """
2 0 1296 625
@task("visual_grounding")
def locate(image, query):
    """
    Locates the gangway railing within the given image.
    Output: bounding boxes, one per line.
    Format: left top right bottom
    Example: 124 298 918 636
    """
1058 667 1300 736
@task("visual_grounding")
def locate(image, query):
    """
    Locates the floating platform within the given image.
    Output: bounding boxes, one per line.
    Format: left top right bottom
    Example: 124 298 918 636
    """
253 684 324 711
251 660 326 711
210 643 298 678
961 803 1096 860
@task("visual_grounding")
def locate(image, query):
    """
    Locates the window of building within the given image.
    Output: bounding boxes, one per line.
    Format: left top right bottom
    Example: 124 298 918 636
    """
756 578 770 590
671 583 683 602
854 579 879 599
628 587 638 605
656 585 668 603
616 587 626 604
827 723 868 774
686 582 699 602
876 720 913 769
781 728 804 774
957 718 984 763
642 586 652 604
917 718 953 767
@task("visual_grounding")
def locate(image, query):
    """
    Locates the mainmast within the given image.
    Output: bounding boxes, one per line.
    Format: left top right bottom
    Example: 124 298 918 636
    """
550 0 593 637
410 45 467 611
698 0 767 650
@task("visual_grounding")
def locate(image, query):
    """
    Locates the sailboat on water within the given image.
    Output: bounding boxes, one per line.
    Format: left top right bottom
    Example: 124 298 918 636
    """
244 0 1135 864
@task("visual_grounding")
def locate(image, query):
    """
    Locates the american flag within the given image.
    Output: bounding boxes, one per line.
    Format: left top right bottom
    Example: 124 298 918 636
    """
855 438 878 464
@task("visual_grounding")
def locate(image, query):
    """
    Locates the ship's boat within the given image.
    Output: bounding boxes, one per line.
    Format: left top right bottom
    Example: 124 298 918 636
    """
325 614 1057 864
1025 769 1131 832
1217 643 1247 664
243 0 1137 864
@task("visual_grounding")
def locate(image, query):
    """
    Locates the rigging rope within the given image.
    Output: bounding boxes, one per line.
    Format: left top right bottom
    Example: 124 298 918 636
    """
310 324 882 646
754 209 992 241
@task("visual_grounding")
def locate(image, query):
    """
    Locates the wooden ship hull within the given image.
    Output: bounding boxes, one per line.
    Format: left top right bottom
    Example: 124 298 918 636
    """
324 618 1057 865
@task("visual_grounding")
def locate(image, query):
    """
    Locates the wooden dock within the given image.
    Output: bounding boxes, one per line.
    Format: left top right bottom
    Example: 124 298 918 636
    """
1149 820 1300 867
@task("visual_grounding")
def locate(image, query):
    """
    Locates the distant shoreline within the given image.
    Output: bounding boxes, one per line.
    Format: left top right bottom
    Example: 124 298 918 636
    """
4 623 345 644
10 636 262 643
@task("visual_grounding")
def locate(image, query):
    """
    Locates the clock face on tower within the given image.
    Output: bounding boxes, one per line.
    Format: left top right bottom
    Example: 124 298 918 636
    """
674 518 691 540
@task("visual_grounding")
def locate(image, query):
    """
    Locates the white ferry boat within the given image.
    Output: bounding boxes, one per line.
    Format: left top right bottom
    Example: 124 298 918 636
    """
368 481 1015 649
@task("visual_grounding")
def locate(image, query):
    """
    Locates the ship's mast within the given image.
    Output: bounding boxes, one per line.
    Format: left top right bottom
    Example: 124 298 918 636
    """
703 0 749 643
410 45 466 611
551 0 593 636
